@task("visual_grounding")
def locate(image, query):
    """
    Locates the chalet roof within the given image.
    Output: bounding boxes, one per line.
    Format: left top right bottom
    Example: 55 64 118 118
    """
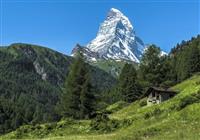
146 87 177 95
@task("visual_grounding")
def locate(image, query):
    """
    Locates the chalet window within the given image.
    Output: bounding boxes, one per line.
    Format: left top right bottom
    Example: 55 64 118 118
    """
169 94 174 98
156 95 159 100
152 92 155 97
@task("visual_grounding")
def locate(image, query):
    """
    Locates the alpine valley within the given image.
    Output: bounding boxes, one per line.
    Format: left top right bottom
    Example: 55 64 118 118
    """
1 7 200 140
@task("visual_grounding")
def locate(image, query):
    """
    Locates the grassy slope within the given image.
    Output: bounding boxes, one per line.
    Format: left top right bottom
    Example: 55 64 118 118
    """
91 60 125 77
91 60 136 78
1 74 200 140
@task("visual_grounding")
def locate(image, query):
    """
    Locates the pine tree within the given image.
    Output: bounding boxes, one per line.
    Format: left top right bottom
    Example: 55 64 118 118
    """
59 54 95 119
139 45 162 86
80 72 95 119
188 45 200 75
118 63 141 103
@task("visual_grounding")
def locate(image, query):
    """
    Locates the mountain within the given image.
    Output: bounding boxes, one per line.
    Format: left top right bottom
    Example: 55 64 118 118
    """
72 8 145 63
0 43 116 134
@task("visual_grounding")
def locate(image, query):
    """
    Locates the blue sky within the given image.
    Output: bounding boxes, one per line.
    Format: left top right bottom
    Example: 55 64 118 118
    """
1 0 200 54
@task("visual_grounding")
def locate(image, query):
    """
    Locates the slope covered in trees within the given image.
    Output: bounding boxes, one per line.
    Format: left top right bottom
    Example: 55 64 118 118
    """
0 43 116 134
170 35 200 82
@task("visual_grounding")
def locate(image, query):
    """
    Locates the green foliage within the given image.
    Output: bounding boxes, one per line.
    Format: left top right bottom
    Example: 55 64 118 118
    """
101 63 141 104
117 63 142 103
0 43 116 134
176 91 200 110
90 112 131 133
170 35 200 82
139 45 161 86
0 44 70 134
5 118 91 139
139 45 173 88
59 55 96 119
2 74 200 140
138 35 200 90
144 108 162 119
139 98 147 107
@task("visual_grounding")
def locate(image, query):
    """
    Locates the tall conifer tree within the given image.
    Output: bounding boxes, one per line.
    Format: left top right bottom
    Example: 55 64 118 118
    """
59 54 95 119
118 63 141 102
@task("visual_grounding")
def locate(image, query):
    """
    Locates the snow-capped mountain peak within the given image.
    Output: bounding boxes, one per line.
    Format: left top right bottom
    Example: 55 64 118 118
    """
106 8 133 30
72 8 145 63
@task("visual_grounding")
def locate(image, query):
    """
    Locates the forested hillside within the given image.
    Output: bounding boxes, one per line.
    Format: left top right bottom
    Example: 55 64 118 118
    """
170 35 200 82
0 43 116 134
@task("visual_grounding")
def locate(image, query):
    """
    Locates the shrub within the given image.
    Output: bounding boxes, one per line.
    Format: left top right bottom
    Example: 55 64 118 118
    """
13 129 23 139
168 104 176 111
195 80 200 85
116 119 133 128
90 112 120 132
177 95 199 110
144 112 151 119
194 90 200 99
144 108 162 119
139 98 147 107
44 123 56 131
35 124 42 130
153 108 162 116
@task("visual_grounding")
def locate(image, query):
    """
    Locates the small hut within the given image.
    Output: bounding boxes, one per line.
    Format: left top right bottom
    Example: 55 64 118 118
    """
146 87 177 106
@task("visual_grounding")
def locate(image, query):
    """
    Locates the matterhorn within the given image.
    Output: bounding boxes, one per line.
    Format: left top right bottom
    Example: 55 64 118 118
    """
72 8 145 63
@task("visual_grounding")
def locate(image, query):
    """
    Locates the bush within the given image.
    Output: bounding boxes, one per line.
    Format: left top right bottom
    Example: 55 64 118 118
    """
144 112 151 119
195 81 200 85
90 112 120 132
118 119 133 128
177 95 199 110
139 98 147 107
144 108 162 119
195 90 200 99
35 124 42 130
153 108 162 115
44 123 57 131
